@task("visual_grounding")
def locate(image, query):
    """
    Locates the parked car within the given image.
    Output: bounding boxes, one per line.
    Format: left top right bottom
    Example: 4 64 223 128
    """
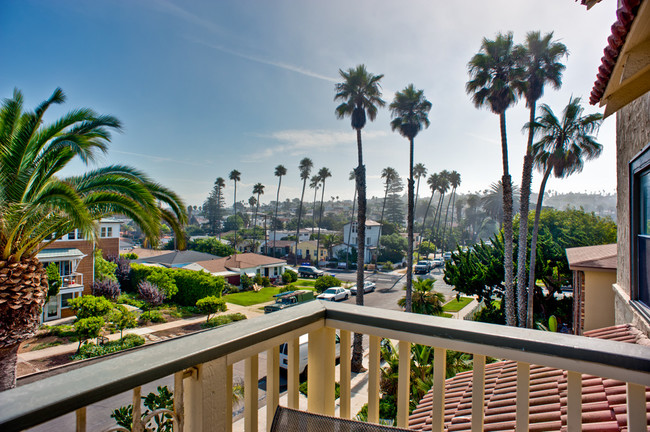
414 260 431 274
350 281 376 295
279 333 342 379
431 258 444 268
298 265 324 278
264 290 315 314
317 287 350 301
443 252 452 261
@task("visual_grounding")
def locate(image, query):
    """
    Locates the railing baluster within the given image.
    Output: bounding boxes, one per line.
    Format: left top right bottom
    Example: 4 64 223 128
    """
266 346 280 432
626 382 647 430
566 370 582 432
431 347 446 432
226 364 233 432
396 340 410 428
75 407 86 432
173 371 185 432
307 327 336 415
183 359 229 431
245 355 259 432
515 362 530 432
287 337 300 409
132 386 142 432
368 335 381 424
471 354 485 432
339 330 352 419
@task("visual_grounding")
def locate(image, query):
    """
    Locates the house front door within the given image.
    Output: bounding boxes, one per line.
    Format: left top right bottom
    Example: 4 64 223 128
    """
44 296 60 321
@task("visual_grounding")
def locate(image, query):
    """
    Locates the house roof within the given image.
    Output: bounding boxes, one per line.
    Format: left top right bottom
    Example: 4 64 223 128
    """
127 247 170 259
565 243 617 270
37 248 85 260
194 253 286 273
409 324 650 432
265 240 294 247
133 250 222 266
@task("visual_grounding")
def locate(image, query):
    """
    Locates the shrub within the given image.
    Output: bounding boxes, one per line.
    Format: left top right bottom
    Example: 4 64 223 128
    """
283 270 298 283
109 255 133 292
261 276 271 287
116 293 145 309
355 395 397 424
382 261 394 271
299 381 340 399
195 296 227 322
45 324 76 338
108 305 137 338
94 250 118 282
253 274 263 286
68 295 113 319
73 334 145 360
120 252 139 260
45 262 62 299
139 310 166 323
146 272 177 298
138 281 166 307
240 274 253 291
74 316 105 352
111 386 173 432
223 283 238 294
278 285 291 293
203 313 247 328
92 279 121 300
314 275 341 293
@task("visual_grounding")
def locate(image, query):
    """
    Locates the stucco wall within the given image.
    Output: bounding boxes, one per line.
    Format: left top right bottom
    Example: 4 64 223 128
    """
583 270 616 331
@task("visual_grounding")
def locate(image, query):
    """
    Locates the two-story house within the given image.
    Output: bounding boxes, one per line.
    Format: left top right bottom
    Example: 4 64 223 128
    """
338 220 382 264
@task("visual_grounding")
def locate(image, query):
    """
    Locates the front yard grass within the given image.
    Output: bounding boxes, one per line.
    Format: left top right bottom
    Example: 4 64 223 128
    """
442 297 474 313
224 286 315 306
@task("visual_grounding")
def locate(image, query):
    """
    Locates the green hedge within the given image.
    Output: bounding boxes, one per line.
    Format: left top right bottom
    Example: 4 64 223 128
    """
72 334 145 360
130 264 225 306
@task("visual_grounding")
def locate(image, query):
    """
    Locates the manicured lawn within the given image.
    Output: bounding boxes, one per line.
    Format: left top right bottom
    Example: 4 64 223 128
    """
442 297 474 312
224 286 315 306
296 278 317 286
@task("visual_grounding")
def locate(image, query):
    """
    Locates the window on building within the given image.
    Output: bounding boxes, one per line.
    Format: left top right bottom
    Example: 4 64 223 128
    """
367 237 371 245
107 227 112 237
101 227 106 237
60 292 75 309
631 144 650 311
67 231 76 240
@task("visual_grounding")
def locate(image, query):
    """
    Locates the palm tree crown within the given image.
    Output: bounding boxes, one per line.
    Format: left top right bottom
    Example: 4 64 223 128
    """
334 65 385 130
274 165 287 178
389 84 432 141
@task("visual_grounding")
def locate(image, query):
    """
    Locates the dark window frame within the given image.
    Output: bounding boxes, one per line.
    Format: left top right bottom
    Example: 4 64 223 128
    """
629 141 650 321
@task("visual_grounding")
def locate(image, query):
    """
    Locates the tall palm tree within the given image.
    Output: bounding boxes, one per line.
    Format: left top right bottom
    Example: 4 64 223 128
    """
215 177 226 240
315 167 332 264
345 170 356 269
433 170 450 245
229 169 241 240
335 64 385 373
252 182 265 232
295 157 313 265
442 171 461 250
515 31 568 327
0 88 187 390
272 165 287 257
378 167 399 264
481 180 520 228
310 174 320 236
248 196 257 228
526 98 603 328
389 84 432 313
413 163 427 223
466 32 524 326
397 277 445 316
421 173 440 240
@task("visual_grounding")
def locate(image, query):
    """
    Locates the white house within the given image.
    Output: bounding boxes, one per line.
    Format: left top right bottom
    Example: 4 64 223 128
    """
267 230 311 242
341 220 382 264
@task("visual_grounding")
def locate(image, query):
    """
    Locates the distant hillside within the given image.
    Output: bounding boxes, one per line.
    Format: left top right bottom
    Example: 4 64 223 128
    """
531 191 616 221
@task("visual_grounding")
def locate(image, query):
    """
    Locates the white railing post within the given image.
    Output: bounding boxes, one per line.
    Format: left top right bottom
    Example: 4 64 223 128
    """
183 358 230 432
368 335 381 424
307 327 335 415
287 337 300 409
627 382 647 431
339 330 352 419
515 362 530 432
471 354 485 432
132 387 143 432
173 371 185 432
266 346 280 432
431 347 446 432
566 371 582 432
245 355 259 432
396 340 410 428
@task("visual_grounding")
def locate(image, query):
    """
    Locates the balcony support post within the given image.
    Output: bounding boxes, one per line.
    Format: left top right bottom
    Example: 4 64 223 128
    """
307 327 335 416
132 386 143 432
627 382 647 431
266 346 280 432
340 330 352 419
287 337 300 409
515 362 530 432
566 371 582 432
184 358 230 432
368 335 381 423
396 340 410 428
471 354 485 432
431 347 446 432
245 355 259 432
75 407 86 432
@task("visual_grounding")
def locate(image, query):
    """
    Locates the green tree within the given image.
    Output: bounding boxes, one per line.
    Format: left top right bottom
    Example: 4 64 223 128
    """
314 275 342 293
420 173 440 239
95 249 118 282
295 158 313 265
309 174 320 236
335 64 385 372
315 167 332 263
45 262 62 300
378 233 407 264
432 170 450 245
525 97 603 327
378 167 402 264
109 305 137 339
196 296 227 322
229 169 241 239
398 277 445 315
68 295 113 319
389 84 432 313
442 171 461 251
413 163 427 224
515 32 568 327
74 316 105 353
252 182 264 230
466 32 524 326
272 165 287 256
187 237 235 257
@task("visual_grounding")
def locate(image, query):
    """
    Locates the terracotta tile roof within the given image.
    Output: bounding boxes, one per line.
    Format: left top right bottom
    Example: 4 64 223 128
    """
588 0 643 105
194 253 286 273
566 243 617 270
409 324 650 431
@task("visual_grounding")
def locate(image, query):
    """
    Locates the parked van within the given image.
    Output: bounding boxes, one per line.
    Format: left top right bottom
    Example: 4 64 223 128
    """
279 333 341 379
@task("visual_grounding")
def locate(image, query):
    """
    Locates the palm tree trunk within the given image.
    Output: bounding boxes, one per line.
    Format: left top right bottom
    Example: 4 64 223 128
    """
449 190 458 248
233 181 238 245
254 193 261 234
499 111 516 327
420 192 435 249
516 103 536 327
432 192 445 246
311 187 318 236
273 177 282 258
414 176 422 226
527 166 551 328
316 182 326 266
376 182 389 266
405 137 415 313
346 188 356 269
442 188 454 251
295 179 308 265
217 188 222 240
352 128 366 373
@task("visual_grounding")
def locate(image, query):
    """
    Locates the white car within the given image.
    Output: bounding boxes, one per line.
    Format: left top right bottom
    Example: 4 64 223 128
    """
317 287 350 301
350 281 376 295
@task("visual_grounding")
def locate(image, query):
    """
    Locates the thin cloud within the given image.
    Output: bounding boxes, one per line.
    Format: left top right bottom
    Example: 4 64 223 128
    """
113 150 210 167
144 0 228 36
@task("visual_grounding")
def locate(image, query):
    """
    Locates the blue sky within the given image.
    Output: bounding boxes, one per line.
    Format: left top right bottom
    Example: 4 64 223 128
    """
1 0 617 207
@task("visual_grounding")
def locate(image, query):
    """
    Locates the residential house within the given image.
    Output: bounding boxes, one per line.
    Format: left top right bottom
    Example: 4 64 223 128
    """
267 229 311 242
186 253 287 285
292 240 327 263
133 250 222 268
38 218 120 322
263 240 294 258
340 220 382 264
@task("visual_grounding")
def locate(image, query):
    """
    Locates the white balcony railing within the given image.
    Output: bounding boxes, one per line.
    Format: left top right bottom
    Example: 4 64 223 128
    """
1 301 649 432
61 272 83 288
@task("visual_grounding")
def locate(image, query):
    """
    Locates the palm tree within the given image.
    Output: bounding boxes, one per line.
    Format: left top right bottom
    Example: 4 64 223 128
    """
413 163 427 223
515 31 568 327
442 171 461 250
215 177 226 240
466 32 524 326
345 170 356 269
481 180 520 228
229 169 241 240
248 196 257 229
0 88 187 390
378 167 399 264
397 277 445 315
432 170 450 245
315 167 332 264
295 157 313 265
252 182 265 231
335 64 385 372
526 98 603 328
389 84 432 313
310 174 320 236
420 173 440 240
272 165 287 257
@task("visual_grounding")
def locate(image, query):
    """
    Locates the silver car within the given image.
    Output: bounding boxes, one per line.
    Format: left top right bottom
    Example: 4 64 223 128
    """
350 281 376 295
317 287 350 301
